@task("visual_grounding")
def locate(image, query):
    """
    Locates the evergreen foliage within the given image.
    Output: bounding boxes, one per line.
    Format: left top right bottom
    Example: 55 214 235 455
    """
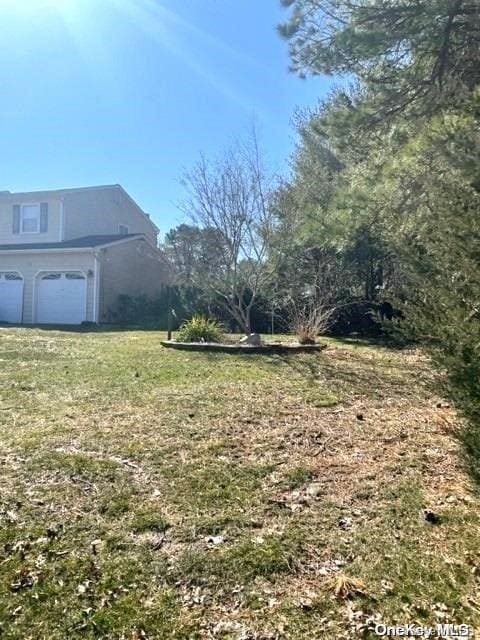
177 315 224 343
278 0 480 478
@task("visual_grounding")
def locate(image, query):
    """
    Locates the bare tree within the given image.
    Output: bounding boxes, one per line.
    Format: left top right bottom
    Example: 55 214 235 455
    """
271 244 340 342
179 129 278 334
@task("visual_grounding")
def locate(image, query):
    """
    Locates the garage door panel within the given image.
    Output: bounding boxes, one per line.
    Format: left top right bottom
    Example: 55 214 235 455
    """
36 272 87 325
0 273 24 323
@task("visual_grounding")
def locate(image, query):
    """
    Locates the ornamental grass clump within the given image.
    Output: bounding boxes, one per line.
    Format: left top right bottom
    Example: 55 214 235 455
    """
290 301 335 345
177 315 224 343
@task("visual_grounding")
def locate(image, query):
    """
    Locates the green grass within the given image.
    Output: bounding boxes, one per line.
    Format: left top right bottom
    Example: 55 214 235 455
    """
0 328 479 639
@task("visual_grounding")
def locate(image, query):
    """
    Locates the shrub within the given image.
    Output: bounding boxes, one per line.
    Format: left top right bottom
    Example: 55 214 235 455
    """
290 301 335 344
106 286 204 328
177 315 223 343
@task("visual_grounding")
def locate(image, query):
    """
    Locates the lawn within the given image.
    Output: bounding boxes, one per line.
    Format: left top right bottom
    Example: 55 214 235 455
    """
0 328 479 639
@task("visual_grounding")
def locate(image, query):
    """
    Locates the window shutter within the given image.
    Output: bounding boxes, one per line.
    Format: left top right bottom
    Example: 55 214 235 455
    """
40 203 48 233
12 205 20 234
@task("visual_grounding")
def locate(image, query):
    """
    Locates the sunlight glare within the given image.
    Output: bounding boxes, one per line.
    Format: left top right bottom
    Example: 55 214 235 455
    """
0 0 75 15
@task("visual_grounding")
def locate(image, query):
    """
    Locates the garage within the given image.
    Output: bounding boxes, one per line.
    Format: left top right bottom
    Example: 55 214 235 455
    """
36 271 87 325
0 272 24 323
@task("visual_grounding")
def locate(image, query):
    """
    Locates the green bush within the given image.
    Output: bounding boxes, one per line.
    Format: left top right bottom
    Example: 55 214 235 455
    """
177 315 223 343
107 285 209 329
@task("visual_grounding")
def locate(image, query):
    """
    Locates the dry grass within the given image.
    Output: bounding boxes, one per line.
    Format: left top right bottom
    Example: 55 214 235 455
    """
328 575 367 600
0 328 479 639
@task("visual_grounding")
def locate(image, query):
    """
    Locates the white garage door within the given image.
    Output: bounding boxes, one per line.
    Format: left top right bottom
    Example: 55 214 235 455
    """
36 272 87 325
0 272 24 323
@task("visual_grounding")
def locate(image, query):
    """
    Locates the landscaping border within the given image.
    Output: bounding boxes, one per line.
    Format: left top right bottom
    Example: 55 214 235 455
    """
160 340 327 354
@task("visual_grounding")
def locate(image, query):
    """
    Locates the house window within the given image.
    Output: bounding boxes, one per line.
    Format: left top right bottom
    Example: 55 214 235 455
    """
119 224 129 236
21 204 40 233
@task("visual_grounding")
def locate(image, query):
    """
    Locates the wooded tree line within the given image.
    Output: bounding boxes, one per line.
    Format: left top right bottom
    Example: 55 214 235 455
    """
162 129 399 338
155 1 480 476
278 0 480 478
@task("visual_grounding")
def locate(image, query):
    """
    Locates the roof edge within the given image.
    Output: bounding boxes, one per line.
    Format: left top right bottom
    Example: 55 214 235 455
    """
0 233 145 254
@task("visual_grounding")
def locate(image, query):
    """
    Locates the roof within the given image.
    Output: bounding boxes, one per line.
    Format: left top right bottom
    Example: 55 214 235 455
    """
0 184 121 198
0 234 143 252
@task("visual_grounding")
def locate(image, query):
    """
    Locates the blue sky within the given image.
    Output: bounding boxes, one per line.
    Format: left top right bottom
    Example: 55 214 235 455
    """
0 0 333 234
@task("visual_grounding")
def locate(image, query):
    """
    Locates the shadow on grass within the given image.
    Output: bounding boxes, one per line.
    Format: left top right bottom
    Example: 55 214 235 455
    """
273 343 432 400
459 428 480 492
0 322 166 334
327 333 413 351
440 369 480 493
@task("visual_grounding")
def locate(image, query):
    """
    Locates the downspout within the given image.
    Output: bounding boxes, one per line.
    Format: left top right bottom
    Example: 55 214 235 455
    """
59 198 65 241
93 251 101 324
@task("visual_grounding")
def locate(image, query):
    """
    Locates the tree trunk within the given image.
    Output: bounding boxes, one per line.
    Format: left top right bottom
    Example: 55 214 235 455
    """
245 310 252 334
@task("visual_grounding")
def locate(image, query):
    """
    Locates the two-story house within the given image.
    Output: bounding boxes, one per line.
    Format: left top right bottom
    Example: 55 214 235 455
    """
0 185 168 325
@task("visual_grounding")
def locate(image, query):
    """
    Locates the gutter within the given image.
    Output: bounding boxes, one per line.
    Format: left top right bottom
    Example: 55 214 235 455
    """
0 234 145 256
0 247 94 256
